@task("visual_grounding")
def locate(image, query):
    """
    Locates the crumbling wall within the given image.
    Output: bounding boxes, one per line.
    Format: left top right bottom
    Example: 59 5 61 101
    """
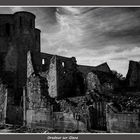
86 72 101 93
106 112 140 133
55 91 107 132
86 71 117 94
106 104 140 133
46 55 85 98
26 74 52 128
56 57 85 98
40 53 53 72
126 60 140 91
53 111 87 132
0 80 7 124
57 96 90 131
47 56 57 98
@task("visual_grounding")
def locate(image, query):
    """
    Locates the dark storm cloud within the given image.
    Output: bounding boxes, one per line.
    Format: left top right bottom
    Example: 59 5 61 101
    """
79 7 140 49
3 7 140 76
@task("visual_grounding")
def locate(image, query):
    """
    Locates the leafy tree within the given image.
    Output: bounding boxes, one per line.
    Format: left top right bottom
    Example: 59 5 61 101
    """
111 70 125 81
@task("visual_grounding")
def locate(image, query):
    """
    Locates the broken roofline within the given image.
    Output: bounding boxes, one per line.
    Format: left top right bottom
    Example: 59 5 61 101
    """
38 52 140 80
41 52 110 68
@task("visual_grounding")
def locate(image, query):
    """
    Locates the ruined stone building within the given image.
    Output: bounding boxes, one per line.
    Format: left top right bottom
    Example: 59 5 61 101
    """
0 11 84 124
126 60 140 91
0 11 41 105
0 11 119 130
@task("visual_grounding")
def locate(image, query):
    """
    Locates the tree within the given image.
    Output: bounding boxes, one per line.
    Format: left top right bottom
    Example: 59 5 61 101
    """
111 70 125 81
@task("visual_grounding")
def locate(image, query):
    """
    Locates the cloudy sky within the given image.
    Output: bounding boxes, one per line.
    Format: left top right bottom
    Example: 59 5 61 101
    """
1 7 140 76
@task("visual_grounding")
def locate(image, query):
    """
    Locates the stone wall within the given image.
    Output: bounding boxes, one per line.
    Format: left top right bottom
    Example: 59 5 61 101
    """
26 73 88 131
47 56 57 98
106 105 140 133
126 60 140 91
87 70 119 94
56 57 85 98
26 109 52 128
0 12 41 115
86 72 101 93
106 112 140 133
0 81 7 124
26 74 52 128
58 96 90 131
53 112 86 132
44 54 85 98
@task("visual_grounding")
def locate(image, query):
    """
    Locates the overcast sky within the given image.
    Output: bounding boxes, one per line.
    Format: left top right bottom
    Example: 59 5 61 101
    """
1 7 140 76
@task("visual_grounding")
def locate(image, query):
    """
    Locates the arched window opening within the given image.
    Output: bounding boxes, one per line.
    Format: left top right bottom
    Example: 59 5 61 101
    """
42 59 45 65
62 62 65 67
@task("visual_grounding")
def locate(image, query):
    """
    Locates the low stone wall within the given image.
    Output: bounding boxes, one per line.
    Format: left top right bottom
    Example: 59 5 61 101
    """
106 112 140 133
59 96 89 130
26 108 52 128
26 110 87 132
53 112 86 132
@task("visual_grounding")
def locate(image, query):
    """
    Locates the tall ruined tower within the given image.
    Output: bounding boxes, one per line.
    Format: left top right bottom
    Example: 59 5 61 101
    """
0 11 41 105
13 12 40 88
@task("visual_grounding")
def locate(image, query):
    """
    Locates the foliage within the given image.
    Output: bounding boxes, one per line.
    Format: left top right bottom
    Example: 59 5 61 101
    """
111 70 125 81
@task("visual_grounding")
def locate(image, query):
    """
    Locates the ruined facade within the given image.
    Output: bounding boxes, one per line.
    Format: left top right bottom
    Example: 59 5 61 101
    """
0 11 87 125
0 11 121 131
0 12 41 107
0 11 114 101
126 60 140 91
78 62 111 78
